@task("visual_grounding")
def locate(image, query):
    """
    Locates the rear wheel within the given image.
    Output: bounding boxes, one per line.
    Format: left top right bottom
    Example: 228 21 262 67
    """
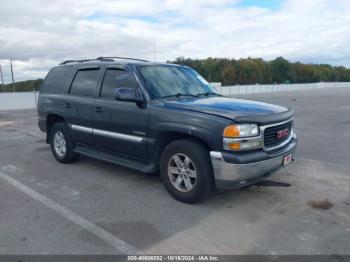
50 122 79 163
160 139 214 203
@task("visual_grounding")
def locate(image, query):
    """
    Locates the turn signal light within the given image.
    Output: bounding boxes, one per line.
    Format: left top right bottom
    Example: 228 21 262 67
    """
223 138 261 151
223 125 240 137
227 142 241 150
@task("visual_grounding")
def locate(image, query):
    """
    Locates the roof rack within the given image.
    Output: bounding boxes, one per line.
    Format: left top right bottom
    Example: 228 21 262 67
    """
96 57 150 62
59 56 150 65
59 59 98 65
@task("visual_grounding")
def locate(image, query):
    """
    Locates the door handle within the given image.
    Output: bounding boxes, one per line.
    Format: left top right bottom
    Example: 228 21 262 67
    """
95 107 103 113
65 102 71 109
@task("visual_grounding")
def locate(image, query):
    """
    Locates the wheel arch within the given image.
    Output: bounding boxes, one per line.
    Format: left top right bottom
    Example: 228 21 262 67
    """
152 131 212 170
46 114 66 143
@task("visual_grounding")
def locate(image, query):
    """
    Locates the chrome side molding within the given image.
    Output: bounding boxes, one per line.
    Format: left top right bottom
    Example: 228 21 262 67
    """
71 124 93 134
93 128 143 143
69 124 144 143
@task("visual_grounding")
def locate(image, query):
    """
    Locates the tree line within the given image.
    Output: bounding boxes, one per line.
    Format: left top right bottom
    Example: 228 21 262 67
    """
0 79 43 92
171 56 350 86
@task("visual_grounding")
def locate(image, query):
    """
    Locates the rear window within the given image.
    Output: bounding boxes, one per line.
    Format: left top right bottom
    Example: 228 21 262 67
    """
41 66 72 94
69 69 100 97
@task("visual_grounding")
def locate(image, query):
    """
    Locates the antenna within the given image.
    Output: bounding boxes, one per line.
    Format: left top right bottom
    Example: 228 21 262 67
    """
153 36 157 62
10 60 15 92
0 65 5 92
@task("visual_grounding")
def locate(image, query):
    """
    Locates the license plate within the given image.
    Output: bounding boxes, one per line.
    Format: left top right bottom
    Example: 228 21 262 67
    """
283 153 292 166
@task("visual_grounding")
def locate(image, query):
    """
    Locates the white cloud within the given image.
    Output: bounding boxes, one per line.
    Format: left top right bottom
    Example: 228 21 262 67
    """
0 0 349 82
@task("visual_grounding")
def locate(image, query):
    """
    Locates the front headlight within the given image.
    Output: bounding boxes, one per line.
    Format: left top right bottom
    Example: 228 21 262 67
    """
223 124 261 151
223 124 259 138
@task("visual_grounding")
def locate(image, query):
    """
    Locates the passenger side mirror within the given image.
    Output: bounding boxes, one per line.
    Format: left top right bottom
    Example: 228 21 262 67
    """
115 87 144 103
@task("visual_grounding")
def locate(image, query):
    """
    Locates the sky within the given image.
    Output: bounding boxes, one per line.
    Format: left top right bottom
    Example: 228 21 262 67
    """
0 0 350 83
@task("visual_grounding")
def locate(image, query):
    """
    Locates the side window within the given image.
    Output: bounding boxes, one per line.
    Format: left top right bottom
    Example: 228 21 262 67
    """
69 69 99 97
100 69 136 99
41 66 72 94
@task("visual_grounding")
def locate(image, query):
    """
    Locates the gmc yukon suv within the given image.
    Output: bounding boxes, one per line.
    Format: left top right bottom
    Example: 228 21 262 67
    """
38 57 297 203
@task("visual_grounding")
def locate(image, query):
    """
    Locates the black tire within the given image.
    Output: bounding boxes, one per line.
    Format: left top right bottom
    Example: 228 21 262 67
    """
160 139 214 204
50 122 79 164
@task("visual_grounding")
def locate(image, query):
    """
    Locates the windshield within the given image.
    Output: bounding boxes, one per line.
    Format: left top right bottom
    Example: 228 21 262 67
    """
137 65 217 99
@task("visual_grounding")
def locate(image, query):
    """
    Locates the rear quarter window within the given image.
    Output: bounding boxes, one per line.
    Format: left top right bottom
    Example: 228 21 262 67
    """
41 66 72 94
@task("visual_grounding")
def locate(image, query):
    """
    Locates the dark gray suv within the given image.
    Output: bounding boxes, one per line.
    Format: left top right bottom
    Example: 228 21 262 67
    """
38 57 297 203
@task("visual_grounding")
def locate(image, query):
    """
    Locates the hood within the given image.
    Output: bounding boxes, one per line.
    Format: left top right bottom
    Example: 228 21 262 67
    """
163 96 294 124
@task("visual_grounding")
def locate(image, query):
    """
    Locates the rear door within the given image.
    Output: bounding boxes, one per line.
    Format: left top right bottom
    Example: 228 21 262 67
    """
93 66 149 160
64 66 102 145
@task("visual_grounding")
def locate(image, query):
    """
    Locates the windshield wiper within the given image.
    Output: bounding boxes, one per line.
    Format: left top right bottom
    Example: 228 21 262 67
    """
195 91 221 97
161 93 197 99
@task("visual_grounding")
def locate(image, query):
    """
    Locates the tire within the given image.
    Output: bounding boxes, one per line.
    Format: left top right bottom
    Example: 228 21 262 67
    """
159 139 214 203
50 122 79 164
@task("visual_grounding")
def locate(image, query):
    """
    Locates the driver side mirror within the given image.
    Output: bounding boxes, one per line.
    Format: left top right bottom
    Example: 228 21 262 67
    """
115 87 144 103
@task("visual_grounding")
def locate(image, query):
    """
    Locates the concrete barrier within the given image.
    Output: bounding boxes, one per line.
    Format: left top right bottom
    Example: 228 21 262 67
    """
215 82 350 96
0 92 38 110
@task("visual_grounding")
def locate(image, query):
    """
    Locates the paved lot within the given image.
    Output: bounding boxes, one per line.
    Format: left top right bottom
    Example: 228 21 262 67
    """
0 88 349 255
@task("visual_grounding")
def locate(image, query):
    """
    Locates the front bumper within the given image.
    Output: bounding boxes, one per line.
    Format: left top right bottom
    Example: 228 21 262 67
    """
211 134 298 189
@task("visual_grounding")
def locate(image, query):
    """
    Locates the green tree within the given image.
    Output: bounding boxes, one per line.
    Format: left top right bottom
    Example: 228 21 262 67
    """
222 64 236 85
269 57 293 83
170 56 350 85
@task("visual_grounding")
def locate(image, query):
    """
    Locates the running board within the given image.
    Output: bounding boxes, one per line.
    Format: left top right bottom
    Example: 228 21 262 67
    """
74 145 156 173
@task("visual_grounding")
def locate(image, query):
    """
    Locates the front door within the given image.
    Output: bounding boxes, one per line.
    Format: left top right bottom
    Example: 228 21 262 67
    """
93 67 149 160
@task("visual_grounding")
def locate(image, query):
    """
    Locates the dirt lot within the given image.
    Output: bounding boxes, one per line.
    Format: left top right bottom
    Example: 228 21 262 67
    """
0 88 349 255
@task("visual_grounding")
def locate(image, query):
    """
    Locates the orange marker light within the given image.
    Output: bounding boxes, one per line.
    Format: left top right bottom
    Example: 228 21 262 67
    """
228 142 241 150
223 125 240 137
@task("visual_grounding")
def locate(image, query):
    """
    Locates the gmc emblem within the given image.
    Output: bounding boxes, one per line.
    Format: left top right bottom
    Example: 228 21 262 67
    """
277 128 289 139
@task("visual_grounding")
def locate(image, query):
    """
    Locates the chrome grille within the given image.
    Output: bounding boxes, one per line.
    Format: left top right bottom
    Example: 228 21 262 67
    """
262 119 293 150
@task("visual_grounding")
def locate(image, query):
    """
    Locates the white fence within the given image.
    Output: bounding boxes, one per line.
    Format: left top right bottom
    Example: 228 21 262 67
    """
0 82 349 110
215 82 350 96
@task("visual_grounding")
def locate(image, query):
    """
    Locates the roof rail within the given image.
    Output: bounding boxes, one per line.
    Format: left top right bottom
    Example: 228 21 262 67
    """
59 59 97 65
96 57 150 62
59 56 150 65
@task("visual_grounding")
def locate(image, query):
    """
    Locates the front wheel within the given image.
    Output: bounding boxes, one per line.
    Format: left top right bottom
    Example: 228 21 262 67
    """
50 122 79 163
160 139 214 203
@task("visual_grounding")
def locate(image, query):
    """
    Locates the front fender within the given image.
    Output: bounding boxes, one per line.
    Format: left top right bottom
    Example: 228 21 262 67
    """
155 121 216 148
